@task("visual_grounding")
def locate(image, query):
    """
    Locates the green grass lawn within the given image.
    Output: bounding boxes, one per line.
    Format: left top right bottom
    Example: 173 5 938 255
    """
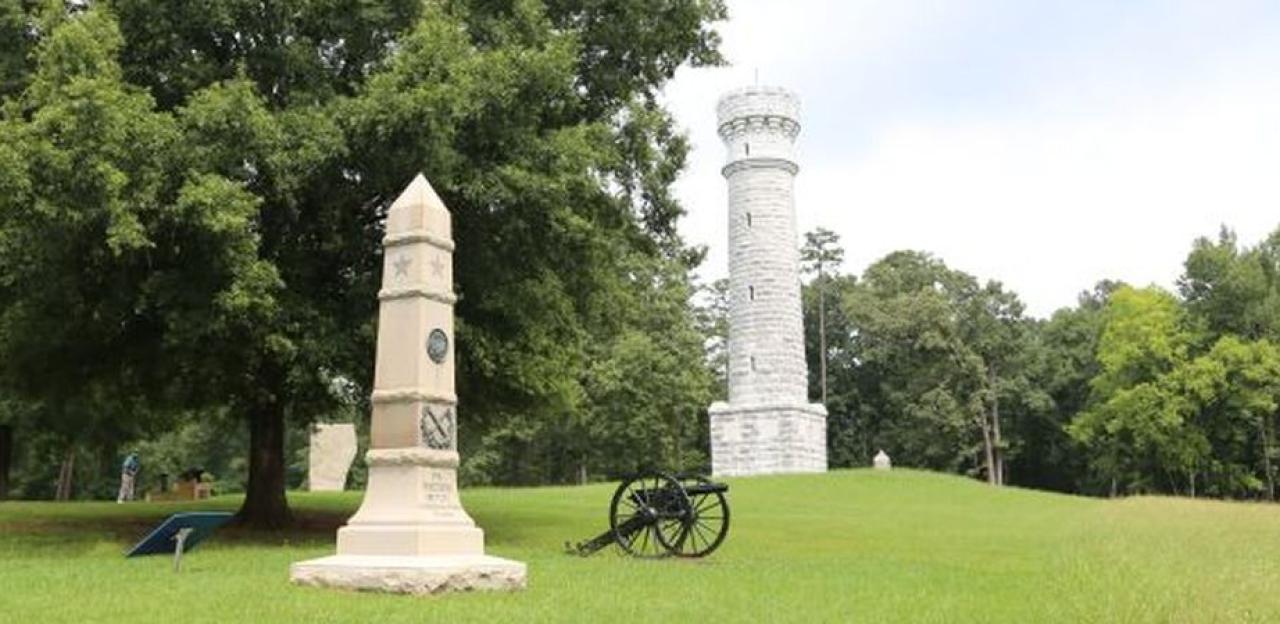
2 469 1279 623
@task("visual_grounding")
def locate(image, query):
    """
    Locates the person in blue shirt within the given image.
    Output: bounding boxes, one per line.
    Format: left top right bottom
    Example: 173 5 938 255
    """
117 452 140 503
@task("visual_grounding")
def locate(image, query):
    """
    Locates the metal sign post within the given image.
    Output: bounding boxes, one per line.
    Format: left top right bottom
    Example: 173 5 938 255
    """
172 527 195 572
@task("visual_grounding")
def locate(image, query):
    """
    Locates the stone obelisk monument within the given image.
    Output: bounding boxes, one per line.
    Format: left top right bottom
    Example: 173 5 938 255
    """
291 174 526 594
707 86 827 477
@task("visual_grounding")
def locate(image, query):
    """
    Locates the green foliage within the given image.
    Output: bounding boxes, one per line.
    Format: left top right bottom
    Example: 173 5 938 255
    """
464 252 714 484
1068 286 1192 493
1016 283 1116 492
0 0 39 99
791 223 1280 502
1180 227 1280 342
695 277 730 397
0 8 268 446
110 0 424 109
804 248 1046 483
0 1 726 512
800 227 844 275
129 414 248 495
803 274 862 464
1068 278 1280 498
1090 286 1190 396
333 3 722 486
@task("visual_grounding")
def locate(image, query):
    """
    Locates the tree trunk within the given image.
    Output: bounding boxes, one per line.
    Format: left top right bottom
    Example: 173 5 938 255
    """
0 424 12 500
236 397 292 529
978 415 995 485
674 410 683 470
1261 413 1276 501
818 271 828 405
55 446 74 501
988 366 1003 486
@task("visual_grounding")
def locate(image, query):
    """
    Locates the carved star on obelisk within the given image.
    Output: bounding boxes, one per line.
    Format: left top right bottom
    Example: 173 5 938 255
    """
429 254 445 277
392 254 412 280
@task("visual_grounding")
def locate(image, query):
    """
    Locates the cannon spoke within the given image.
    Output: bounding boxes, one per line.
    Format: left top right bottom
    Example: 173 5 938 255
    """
657 517 688 553
610 473 684 558
694 494 718 514
683 522 701 554
656 475 730 558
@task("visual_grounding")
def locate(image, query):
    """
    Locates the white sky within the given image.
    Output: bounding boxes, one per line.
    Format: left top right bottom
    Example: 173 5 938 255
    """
664 0 1280 318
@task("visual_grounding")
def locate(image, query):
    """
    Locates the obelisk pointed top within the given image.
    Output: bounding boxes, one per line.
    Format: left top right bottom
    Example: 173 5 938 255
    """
387 173 451 237
392 173 448 213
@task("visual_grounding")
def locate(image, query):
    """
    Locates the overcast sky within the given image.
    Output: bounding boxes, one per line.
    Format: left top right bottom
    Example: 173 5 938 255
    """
663 0 1280 318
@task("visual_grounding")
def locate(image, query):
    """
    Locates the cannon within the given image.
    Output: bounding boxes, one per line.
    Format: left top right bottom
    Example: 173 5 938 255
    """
570 472 730 558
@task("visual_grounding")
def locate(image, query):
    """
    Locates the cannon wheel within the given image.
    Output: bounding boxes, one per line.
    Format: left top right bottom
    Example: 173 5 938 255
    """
655 475 730 558
609 473 687 559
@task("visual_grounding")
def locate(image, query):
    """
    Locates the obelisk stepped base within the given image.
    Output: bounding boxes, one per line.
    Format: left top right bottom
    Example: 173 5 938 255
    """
290 555 526 595
336 524 485 557
332 453 483 556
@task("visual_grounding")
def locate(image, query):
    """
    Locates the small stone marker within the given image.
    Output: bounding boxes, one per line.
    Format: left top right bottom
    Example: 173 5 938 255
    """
308 423 357 492
290 174 527 594
873 450 891 471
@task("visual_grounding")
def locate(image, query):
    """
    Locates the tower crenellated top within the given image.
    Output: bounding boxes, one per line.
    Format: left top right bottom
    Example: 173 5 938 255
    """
716 86 801 171
716 86 801 138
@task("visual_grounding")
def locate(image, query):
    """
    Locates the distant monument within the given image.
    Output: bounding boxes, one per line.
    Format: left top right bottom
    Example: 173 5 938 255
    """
873 450 891 471
307 423 357 492
291 175 526 594
708 86 828 477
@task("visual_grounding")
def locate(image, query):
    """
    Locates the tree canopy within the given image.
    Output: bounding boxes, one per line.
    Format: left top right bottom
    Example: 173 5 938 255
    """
0 0 726 524
800 226 1280 501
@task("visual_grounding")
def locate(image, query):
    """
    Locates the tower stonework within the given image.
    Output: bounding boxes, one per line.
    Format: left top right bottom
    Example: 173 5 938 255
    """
708 86 827 477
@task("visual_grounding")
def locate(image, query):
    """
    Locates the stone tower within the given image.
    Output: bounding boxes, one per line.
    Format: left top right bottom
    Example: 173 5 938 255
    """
708 86 827 476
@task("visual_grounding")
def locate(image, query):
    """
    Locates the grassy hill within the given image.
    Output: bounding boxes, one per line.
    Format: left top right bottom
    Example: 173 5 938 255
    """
2 469 1279 623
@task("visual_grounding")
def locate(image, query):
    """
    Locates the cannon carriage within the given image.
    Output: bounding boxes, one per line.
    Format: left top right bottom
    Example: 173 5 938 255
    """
571 472 730 558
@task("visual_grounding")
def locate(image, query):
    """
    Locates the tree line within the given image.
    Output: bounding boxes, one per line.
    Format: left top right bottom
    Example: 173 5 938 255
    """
801 226 1280 499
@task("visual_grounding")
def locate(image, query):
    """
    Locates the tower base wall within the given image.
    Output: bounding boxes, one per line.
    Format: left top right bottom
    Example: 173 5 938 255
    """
709 402 827 476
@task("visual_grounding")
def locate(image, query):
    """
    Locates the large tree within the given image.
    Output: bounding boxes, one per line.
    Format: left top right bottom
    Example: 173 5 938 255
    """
840 252 987 473
0 8 273 501
829 251 1044 483
958 280 1041 485
1068 286 1194 495
337 2 725 489
2 2 725 523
